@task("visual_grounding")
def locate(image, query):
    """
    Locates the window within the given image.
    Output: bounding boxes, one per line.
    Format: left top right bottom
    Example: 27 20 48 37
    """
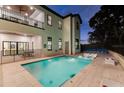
75 39 79 49
2 41 29 56
3 41 11 56
76 22 79 30
58 39 62 50
47 15 52 26
18 42 29 55
10 42 17 55
58 21 62 29
47 37 52 51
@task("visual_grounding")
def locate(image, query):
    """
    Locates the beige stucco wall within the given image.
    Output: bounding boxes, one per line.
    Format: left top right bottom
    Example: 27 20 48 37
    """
72 17 75 54
63 16 71 55
62 15 81 55
63 16 81 55
73 16 81 54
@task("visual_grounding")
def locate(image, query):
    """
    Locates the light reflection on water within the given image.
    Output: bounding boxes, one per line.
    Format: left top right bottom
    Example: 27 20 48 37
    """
23 56 92 87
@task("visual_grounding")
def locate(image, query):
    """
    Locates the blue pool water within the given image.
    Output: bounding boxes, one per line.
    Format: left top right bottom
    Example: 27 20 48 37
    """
22 56 92 87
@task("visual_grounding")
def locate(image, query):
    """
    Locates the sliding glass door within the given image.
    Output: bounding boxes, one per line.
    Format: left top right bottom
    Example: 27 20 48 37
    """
3 41 29 56
3 41 11 56
18 42 24 55
18 42 29 55
10 42 17 55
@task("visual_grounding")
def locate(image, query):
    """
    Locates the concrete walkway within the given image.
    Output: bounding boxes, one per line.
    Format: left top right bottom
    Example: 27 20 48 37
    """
0 54 124 87
63 54 124 87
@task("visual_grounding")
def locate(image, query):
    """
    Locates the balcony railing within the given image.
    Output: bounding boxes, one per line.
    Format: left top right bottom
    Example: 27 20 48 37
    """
0 7 45 29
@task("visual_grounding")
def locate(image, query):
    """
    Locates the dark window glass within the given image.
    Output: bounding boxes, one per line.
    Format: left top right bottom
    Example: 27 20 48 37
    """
76 22 79 30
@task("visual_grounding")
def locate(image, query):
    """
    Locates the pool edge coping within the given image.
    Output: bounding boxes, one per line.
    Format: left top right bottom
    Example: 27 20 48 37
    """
2 54 94 87
21 55 93 87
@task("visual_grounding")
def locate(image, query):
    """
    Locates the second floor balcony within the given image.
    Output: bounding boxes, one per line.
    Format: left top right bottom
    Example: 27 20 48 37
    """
0 5 45 29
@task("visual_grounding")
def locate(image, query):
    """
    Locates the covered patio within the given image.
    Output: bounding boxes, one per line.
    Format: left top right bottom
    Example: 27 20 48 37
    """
0 31 42 64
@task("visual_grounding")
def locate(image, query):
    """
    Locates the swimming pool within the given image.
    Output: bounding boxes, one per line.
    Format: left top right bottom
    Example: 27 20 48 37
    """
22 56 92 87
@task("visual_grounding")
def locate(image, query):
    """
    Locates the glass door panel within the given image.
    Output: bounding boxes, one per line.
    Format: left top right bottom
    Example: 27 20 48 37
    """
3 41 11 56
3 41 29 56
18 42 24 55
10 42 17 55
24 42 29 52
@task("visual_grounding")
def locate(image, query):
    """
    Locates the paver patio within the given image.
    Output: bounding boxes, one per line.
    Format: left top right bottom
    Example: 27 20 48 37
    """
0 54 124 87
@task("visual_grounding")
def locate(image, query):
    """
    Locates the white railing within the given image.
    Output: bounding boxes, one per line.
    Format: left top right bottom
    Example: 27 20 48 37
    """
0 7 44 29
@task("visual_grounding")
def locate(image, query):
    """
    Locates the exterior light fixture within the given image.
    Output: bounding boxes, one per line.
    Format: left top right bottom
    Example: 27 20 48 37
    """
25 13 28 16
30 6 34 10
6 6 11 10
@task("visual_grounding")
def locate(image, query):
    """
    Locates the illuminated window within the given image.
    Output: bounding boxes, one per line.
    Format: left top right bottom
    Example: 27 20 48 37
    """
58 21 62 29
47 15 52 26
58 39 62 50
47 37 52 51
2 41 29 56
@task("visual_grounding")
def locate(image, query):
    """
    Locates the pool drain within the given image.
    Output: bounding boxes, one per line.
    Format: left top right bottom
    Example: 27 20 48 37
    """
49 80 53 84
70 74 75 78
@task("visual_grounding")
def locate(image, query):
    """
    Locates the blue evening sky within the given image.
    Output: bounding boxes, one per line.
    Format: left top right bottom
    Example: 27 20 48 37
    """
47 5 101 43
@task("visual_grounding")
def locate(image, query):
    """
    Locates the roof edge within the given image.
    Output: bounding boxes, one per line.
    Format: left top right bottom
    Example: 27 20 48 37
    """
63 13 82 24
40 5 63 18
40 5 82 24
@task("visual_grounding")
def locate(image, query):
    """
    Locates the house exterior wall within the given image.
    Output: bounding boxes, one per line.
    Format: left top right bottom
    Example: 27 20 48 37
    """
0 6 63 56
63 16 81 55
72 17 75 54
63 16 71 55
33 5 63 56
72 16 81 54
0 5 81 57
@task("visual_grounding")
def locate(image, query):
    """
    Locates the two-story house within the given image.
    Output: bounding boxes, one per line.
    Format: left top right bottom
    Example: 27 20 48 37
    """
0 5 82 63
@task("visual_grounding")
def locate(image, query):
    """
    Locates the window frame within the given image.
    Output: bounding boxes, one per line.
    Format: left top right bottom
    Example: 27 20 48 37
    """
2 41 29 56
47 14 52 26
47 37 52 51
58 21 62 29
58 39 62 50
76 22 80 30
75 39 79 49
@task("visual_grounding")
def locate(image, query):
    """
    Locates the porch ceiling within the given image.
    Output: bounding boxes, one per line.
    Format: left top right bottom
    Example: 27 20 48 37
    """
0 30 35 37
3 5 35 17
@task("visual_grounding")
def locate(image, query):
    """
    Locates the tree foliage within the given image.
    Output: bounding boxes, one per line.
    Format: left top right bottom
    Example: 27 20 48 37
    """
88 5 124 47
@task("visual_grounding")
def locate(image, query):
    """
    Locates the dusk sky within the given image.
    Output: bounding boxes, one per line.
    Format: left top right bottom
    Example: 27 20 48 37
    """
47 5 101 43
